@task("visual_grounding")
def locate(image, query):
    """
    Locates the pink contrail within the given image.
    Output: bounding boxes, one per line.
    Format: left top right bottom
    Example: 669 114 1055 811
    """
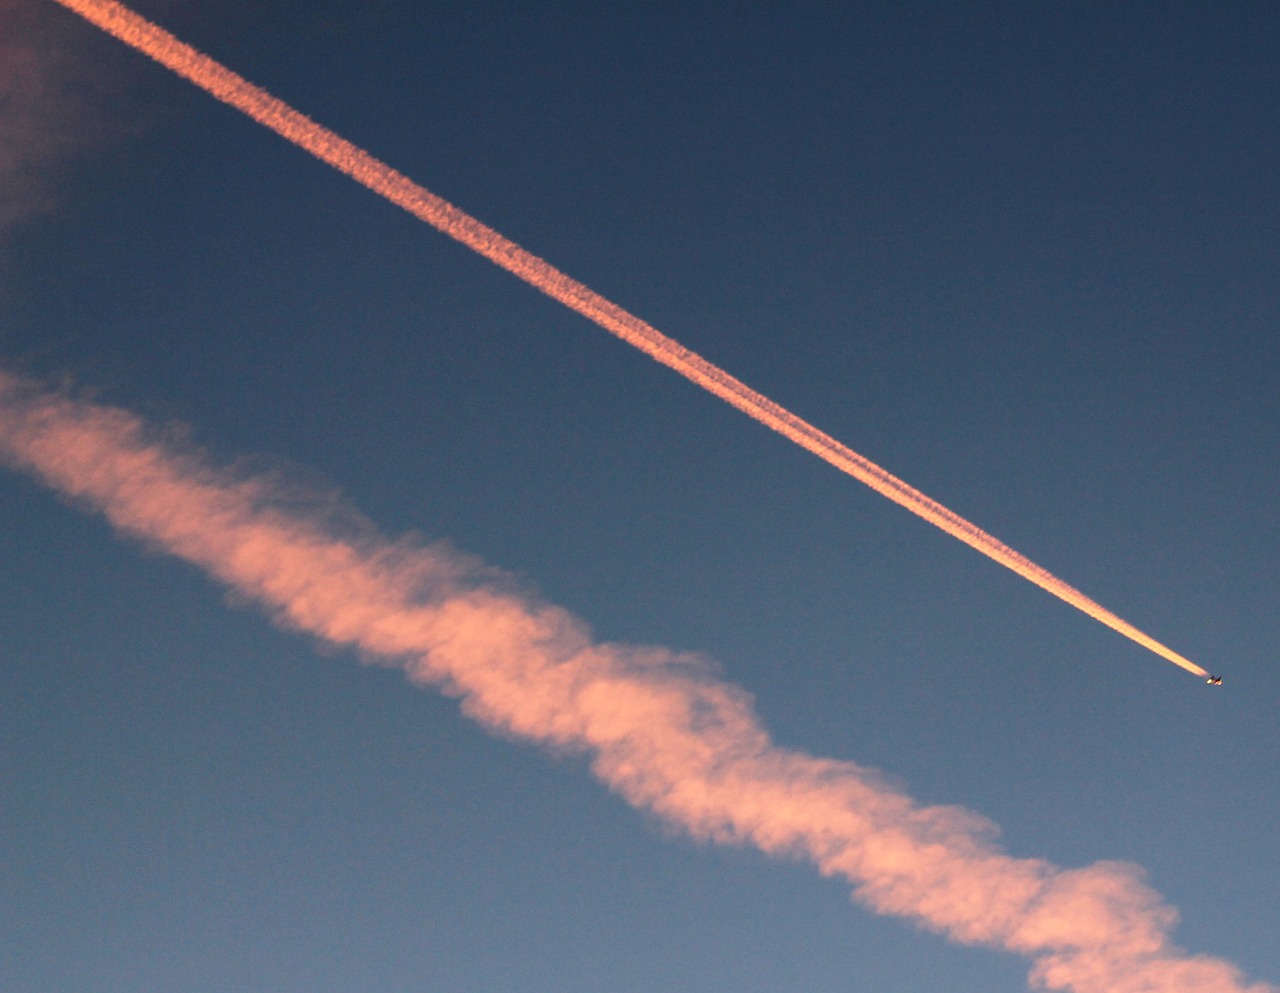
45 0 1211 680
0 368 1265 993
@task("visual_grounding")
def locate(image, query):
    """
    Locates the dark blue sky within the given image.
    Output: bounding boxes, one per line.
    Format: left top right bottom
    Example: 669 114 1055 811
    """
3 3 1278 991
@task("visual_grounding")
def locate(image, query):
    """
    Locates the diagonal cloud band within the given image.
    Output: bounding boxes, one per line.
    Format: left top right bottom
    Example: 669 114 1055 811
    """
0 368 1267 993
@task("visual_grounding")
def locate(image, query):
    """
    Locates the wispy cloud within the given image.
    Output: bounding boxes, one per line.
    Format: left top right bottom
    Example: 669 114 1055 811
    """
0 366 1268 993
0 0 112 233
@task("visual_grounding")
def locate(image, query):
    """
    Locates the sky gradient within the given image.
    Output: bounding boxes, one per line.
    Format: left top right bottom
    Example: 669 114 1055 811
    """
3 3 1278 992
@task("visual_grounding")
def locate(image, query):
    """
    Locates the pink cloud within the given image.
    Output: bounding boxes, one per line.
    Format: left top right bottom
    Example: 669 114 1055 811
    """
0 366 1270 993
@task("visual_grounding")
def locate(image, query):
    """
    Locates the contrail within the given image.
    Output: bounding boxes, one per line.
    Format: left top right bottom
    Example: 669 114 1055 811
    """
45 0 1211 680
0 369 1265 993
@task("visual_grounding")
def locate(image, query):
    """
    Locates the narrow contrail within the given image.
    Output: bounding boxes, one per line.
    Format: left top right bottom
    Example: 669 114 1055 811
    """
46 0 1210 680
0 369 1265 993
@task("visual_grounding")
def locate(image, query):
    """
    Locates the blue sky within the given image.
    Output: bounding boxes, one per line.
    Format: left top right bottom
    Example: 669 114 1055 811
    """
2 3 1278 991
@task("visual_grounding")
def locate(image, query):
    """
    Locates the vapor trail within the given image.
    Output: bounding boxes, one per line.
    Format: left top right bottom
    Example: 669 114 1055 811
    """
0 368 1263 992
46 0 1209 680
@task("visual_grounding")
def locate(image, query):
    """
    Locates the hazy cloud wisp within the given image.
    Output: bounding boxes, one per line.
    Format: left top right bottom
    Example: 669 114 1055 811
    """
0 0 121 235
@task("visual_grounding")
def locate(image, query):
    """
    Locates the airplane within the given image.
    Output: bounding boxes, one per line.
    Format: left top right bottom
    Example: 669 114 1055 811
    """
1206 675 1223 686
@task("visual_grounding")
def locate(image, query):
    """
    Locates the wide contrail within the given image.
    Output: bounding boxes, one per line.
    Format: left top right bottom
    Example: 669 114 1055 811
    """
0 368 1266 993
45 0 1211 680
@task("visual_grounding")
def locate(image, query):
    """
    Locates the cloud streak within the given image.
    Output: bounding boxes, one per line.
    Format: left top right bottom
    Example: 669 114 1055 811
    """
44 0 1212 680
0 367 1267 993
